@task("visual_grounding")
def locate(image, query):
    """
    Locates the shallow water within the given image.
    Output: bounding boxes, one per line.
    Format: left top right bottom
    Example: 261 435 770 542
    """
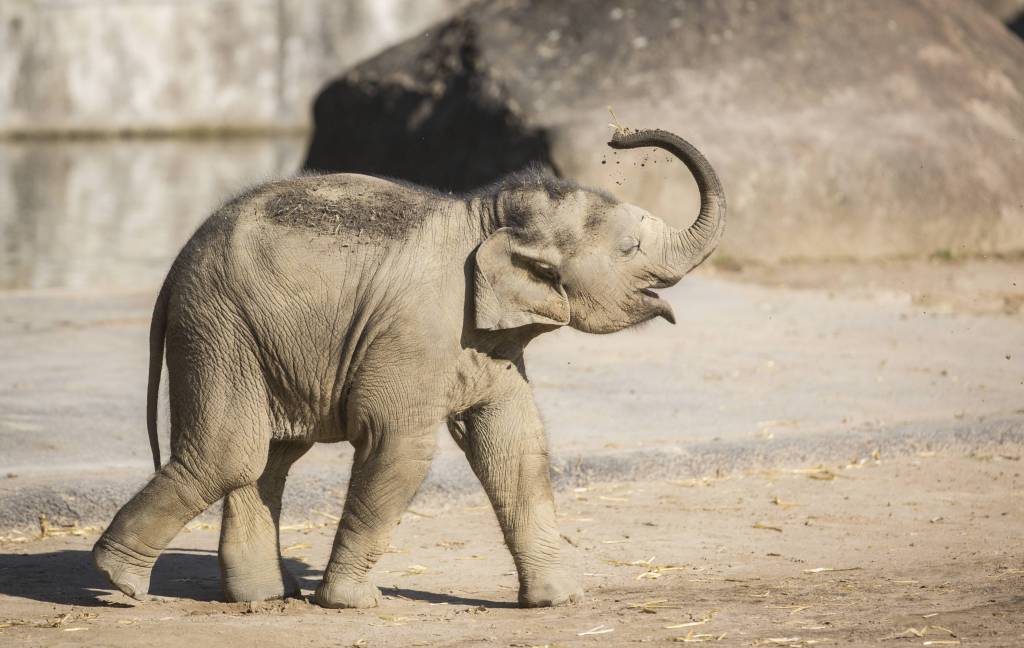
0 135 306 291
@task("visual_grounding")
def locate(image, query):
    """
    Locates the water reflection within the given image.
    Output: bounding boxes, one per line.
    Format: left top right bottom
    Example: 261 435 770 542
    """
0 135 306 291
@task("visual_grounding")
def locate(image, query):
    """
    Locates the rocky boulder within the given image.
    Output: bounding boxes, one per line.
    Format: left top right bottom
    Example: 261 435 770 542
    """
305 0 1024 261
975 0 1024 36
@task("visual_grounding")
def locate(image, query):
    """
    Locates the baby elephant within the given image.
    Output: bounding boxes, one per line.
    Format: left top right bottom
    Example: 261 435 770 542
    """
93 128 725 608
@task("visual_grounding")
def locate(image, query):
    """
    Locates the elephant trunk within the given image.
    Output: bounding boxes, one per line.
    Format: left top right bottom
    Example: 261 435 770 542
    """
608 128 726 278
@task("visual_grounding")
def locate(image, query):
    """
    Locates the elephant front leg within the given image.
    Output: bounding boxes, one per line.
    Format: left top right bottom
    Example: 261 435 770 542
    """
219 441 311 602
457 391 582 608
316 432 436 609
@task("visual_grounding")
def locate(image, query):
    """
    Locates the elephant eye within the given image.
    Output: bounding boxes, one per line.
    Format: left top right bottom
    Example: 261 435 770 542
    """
531 260 560 282
511 252 561 282
620 237 641 258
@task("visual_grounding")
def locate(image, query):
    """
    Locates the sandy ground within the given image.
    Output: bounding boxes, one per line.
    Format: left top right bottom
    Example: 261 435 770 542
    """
0 451 1021 647
715 256 1024 319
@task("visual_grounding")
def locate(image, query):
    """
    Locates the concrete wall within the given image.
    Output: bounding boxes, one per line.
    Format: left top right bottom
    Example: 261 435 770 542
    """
0 0 468 135
0 136 306 290
0 0 472 290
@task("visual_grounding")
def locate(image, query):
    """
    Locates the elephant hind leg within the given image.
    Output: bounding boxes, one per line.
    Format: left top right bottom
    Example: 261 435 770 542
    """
94 360 272 601
219 441 312 602
93 459 233 599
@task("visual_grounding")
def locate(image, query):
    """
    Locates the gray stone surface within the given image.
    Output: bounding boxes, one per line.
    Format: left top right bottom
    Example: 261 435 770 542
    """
306 0 1024 262
0 0 468 134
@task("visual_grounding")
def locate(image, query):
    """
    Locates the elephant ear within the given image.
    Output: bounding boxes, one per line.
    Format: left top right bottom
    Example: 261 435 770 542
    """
474 228 570 331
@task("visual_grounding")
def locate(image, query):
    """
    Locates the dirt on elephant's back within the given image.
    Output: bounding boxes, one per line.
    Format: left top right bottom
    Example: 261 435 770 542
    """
264 175 436 242
0 451 1021 646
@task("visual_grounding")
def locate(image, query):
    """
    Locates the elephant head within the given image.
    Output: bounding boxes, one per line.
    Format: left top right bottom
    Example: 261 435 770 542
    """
474 128 726 334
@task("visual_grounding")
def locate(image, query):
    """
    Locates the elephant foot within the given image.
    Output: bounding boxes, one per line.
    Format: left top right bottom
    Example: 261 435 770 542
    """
518 573 584 608
223 561 301 602
315 576 382 609
92 535 155 601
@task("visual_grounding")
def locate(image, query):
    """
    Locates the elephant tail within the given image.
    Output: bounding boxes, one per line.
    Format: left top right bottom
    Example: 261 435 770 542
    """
146 277 171 473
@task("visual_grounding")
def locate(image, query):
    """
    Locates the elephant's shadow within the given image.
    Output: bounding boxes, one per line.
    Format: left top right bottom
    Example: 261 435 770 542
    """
0 548 285 607
0 549 515 608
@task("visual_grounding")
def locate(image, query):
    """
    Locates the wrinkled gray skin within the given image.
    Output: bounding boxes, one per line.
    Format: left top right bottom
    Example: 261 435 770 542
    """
93 129 725 609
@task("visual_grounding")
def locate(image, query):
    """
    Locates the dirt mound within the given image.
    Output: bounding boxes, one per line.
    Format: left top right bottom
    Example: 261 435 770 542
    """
305 0 1024 261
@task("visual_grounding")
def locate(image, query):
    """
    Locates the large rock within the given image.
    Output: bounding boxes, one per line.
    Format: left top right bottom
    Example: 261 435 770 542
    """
305 0 1024 262
975 0 1024 36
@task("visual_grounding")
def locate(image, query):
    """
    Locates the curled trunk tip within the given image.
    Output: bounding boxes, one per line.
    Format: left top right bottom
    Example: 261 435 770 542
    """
608 127 726 274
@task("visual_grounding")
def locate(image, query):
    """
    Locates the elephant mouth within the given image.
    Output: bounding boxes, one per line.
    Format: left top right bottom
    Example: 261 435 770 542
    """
638 287 676 325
